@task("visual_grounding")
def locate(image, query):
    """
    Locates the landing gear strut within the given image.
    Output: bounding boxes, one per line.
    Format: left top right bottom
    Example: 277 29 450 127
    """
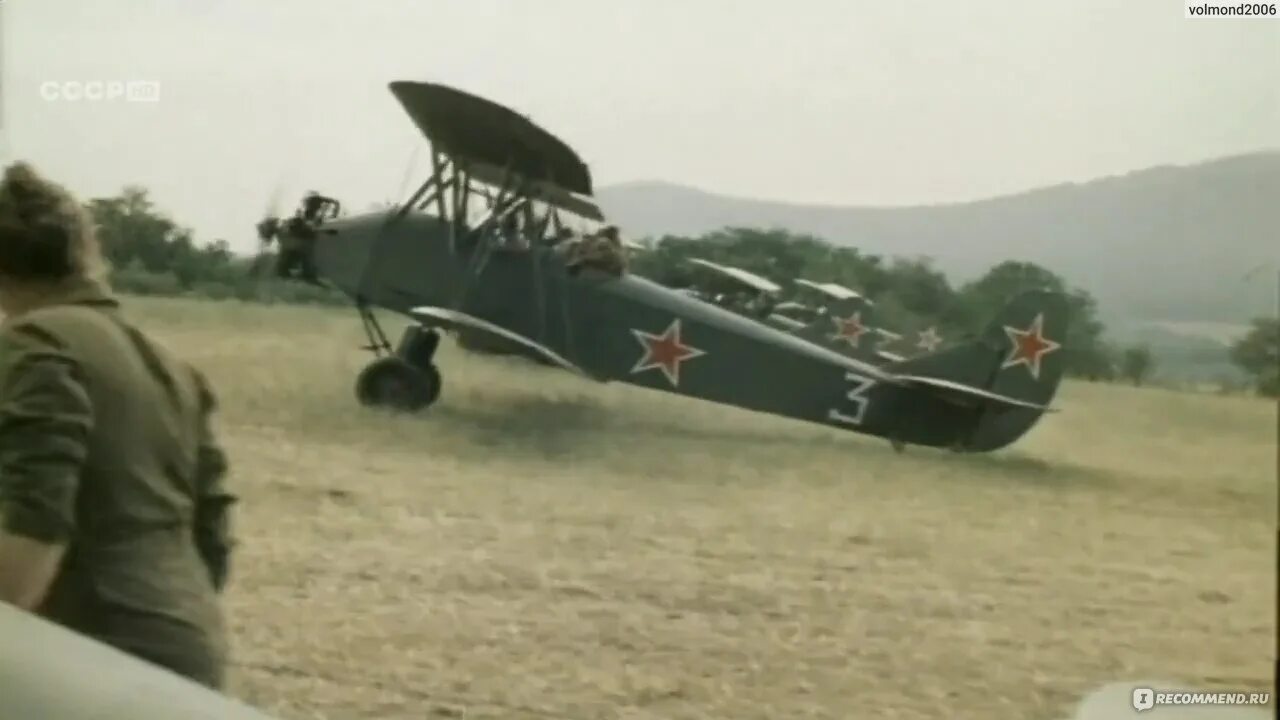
354 304 443 412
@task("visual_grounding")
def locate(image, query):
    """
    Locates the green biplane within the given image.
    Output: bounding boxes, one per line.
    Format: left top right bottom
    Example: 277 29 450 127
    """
260 81 1069 453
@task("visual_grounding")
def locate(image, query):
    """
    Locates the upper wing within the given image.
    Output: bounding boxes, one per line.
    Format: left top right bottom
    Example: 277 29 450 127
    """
765 314 808 331
820 282 863 301
688 258 782 294
389 81 592 196
795 278 866 302
774 301 813 313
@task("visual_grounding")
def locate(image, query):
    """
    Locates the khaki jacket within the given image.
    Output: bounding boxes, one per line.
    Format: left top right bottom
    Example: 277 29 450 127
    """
0 280 234 689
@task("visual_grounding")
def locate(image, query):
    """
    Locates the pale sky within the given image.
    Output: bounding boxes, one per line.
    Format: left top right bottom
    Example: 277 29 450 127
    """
2 0 1277 252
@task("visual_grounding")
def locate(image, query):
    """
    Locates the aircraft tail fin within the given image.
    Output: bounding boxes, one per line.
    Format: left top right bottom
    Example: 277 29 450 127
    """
886 288 1070 451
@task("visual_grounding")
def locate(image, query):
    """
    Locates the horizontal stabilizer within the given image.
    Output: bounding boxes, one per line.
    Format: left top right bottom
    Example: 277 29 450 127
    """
410 306 588 376
893 374 1057 412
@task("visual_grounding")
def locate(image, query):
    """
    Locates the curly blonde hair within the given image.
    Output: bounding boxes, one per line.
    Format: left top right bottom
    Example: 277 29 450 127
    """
0 161 105 283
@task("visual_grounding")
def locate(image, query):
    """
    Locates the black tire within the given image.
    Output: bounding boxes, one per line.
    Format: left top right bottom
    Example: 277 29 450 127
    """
355 356 442 412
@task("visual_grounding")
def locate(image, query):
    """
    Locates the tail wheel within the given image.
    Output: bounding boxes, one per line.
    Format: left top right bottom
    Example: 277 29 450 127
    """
355 356 441 412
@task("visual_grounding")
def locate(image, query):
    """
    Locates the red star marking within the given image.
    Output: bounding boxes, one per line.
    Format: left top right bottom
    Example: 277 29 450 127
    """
1001 312 1061 380
630 319 706 387
830 312 869 347
916 326 943 353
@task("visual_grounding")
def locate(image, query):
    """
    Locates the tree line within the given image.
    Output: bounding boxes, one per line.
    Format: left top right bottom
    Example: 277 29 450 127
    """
89 187 1277 396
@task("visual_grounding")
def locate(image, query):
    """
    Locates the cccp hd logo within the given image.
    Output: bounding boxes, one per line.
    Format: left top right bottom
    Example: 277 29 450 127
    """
38 80 161 103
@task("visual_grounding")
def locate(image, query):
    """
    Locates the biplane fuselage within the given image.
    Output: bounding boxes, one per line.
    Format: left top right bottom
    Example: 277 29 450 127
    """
285 81 1072 453
312 209 1066 452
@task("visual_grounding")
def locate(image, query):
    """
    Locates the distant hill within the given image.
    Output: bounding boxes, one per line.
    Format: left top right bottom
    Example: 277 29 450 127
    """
596 152 1280 326
1104 317 1249 386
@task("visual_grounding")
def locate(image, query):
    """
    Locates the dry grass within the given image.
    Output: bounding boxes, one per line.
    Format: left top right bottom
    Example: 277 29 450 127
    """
127 295 1275 720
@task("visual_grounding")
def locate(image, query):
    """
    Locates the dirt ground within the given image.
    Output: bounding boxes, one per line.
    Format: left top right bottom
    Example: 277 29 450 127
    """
132 296 1275 720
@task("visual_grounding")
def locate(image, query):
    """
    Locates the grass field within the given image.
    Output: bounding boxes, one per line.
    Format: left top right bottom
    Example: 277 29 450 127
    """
129 295 1275 720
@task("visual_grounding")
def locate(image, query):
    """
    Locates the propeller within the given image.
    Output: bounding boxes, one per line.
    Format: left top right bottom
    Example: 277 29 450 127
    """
249 183 286 277
255 184 284 250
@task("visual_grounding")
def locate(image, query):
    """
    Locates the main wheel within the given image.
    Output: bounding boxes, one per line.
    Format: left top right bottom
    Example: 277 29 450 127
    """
355 356 442 412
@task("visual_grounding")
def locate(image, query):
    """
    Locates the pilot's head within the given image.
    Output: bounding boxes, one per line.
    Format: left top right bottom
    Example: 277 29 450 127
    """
598 225 620 241
0 161 106 314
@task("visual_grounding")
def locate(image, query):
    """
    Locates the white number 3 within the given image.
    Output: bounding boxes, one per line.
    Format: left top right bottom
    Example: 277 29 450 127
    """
828 372 876 426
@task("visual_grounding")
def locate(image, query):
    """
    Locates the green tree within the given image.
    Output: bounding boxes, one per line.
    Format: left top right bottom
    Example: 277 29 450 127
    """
86 187 246 292
88 186 180 273
82 185 349 305
1120 345 1155 386
1229 317 1279 397
878 256 957 323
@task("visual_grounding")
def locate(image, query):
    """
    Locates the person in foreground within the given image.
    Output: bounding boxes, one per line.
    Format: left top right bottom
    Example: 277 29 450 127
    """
0 161 235 690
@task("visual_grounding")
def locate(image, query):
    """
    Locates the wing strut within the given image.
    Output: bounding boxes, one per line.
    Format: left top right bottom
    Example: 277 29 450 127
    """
394 156 451 222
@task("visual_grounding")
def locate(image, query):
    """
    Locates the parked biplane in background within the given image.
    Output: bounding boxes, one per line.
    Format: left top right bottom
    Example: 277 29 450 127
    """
667 260 901 364
259 80 1070 453
681 257 782 321
682 266 922 367
784 278 904 363
789 278 956 361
